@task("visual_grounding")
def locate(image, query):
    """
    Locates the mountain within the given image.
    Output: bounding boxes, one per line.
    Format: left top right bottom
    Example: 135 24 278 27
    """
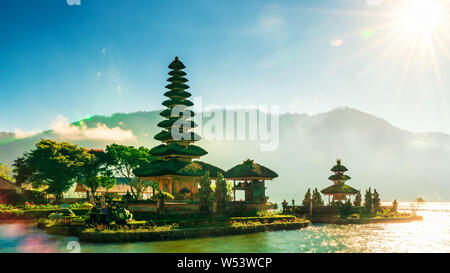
1 107 449 201
0 132 16 146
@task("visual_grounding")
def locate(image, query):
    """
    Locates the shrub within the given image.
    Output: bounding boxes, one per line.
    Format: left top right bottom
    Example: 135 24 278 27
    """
302 188 312 207
353 191 362 206
312 188 324 207
340 199 352 216
364 188 373 213
24 202 59 210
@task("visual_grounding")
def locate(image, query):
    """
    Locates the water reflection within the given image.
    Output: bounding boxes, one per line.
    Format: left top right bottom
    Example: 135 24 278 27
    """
0 202 449 253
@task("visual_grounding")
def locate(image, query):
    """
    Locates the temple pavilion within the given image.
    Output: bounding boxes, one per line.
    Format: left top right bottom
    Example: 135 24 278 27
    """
321 159 358 203
225 159 278 203
134 57 224 200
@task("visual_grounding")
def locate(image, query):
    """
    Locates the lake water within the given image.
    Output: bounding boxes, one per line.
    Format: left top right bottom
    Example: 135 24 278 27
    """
1 202 449 253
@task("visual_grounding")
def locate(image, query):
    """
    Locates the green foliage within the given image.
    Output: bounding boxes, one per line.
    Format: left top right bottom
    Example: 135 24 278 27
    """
376 208 395 218
302 188 311 207
215 172 228 213
78 149 112 195
372 189 381 212
364 188 373 213
101 176 116 192
0 202 17 211
353 190 362 206
198 171 214 214
27 139 90 201
12 154 35 187
70 202 94 209
105 144 155 200
159 191 175 201
348 214 360 219
312 188 324 207
24 201 58 210
0 162 13 181
340 199 352 216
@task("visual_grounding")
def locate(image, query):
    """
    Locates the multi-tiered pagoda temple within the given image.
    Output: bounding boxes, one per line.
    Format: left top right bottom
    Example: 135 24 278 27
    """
321 159 358 203
134 57 224 199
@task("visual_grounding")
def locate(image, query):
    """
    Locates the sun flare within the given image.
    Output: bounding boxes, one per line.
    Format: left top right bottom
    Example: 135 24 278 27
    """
398 0 443 39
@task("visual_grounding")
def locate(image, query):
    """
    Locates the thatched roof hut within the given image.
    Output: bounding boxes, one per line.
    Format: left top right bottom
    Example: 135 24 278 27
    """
225 159 278 180
0 177 18 190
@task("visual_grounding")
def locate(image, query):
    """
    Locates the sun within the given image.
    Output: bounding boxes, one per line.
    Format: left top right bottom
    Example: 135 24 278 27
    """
398 0 443 40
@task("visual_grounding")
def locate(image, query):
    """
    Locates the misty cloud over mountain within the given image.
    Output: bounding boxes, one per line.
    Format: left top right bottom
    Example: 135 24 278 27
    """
1 107 449 201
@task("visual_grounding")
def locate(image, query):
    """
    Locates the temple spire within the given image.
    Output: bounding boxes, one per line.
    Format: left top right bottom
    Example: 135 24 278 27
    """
150 57 207 162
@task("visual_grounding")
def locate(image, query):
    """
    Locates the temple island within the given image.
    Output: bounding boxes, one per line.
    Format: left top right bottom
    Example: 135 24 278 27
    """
0 57 421 243
281 159 423 224
0 57 309 242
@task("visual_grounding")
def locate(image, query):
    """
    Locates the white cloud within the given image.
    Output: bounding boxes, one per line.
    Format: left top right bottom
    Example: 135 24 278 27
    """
117 85 122 93
330 39 344 47
14 129 40 139
51 115 136 141
101 48 106 55
96 71 102 77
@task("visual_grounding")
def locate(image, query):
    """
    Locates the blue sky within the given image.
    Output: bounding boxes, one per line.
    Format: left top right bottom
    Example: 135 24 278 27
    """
1 0 449 134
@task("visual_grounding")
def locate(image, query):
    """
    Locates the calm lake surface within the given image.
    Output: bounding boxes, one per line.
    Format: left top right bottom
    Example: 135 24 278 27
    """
1 202 449 253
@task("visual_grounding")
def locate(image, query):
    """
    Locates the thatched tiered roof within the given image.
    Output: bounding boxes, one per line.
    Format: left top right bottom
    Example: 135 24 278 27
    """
321 159 358 196
328 174 352 181
321 184 359 195
135 57 222 179
330 159 348 172
134 159 224 178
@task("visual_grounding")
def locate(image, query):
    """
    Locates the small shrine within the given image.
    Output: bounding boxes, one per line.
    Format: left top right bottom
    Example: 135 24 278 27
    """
225 159 278 203
320 159 358 203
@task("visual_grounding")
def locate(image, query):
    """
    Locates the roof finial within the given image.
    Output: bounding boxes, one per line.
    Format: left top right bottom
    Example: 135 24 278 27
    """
174 56 179 61
337 159 341 165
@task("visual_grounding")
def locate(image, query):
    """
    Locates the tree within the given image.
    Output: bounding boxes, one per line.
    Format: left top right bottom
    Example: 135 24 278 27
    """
353 190 362 206
105 144 155 200
78 149 112 197
302 188 312 207
0 162 13 181
392 199 398 213
27 139 89 202
215 172 228 213
372 189 381 212
198 171 213 214
12 153 46 189
100 176 116 195
364 188 373 213
12 154 33 187
312 188 324 207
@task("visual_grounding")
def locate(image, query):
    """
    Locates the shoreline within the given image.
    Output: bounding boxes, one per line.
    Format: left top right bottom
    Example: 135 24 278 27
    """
308 215 423 224
78 221 311 243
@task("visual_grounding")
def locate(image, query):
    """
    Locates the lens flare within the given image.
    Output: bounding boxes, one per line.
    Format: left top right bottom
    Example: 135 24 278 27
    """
399 0 443 39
